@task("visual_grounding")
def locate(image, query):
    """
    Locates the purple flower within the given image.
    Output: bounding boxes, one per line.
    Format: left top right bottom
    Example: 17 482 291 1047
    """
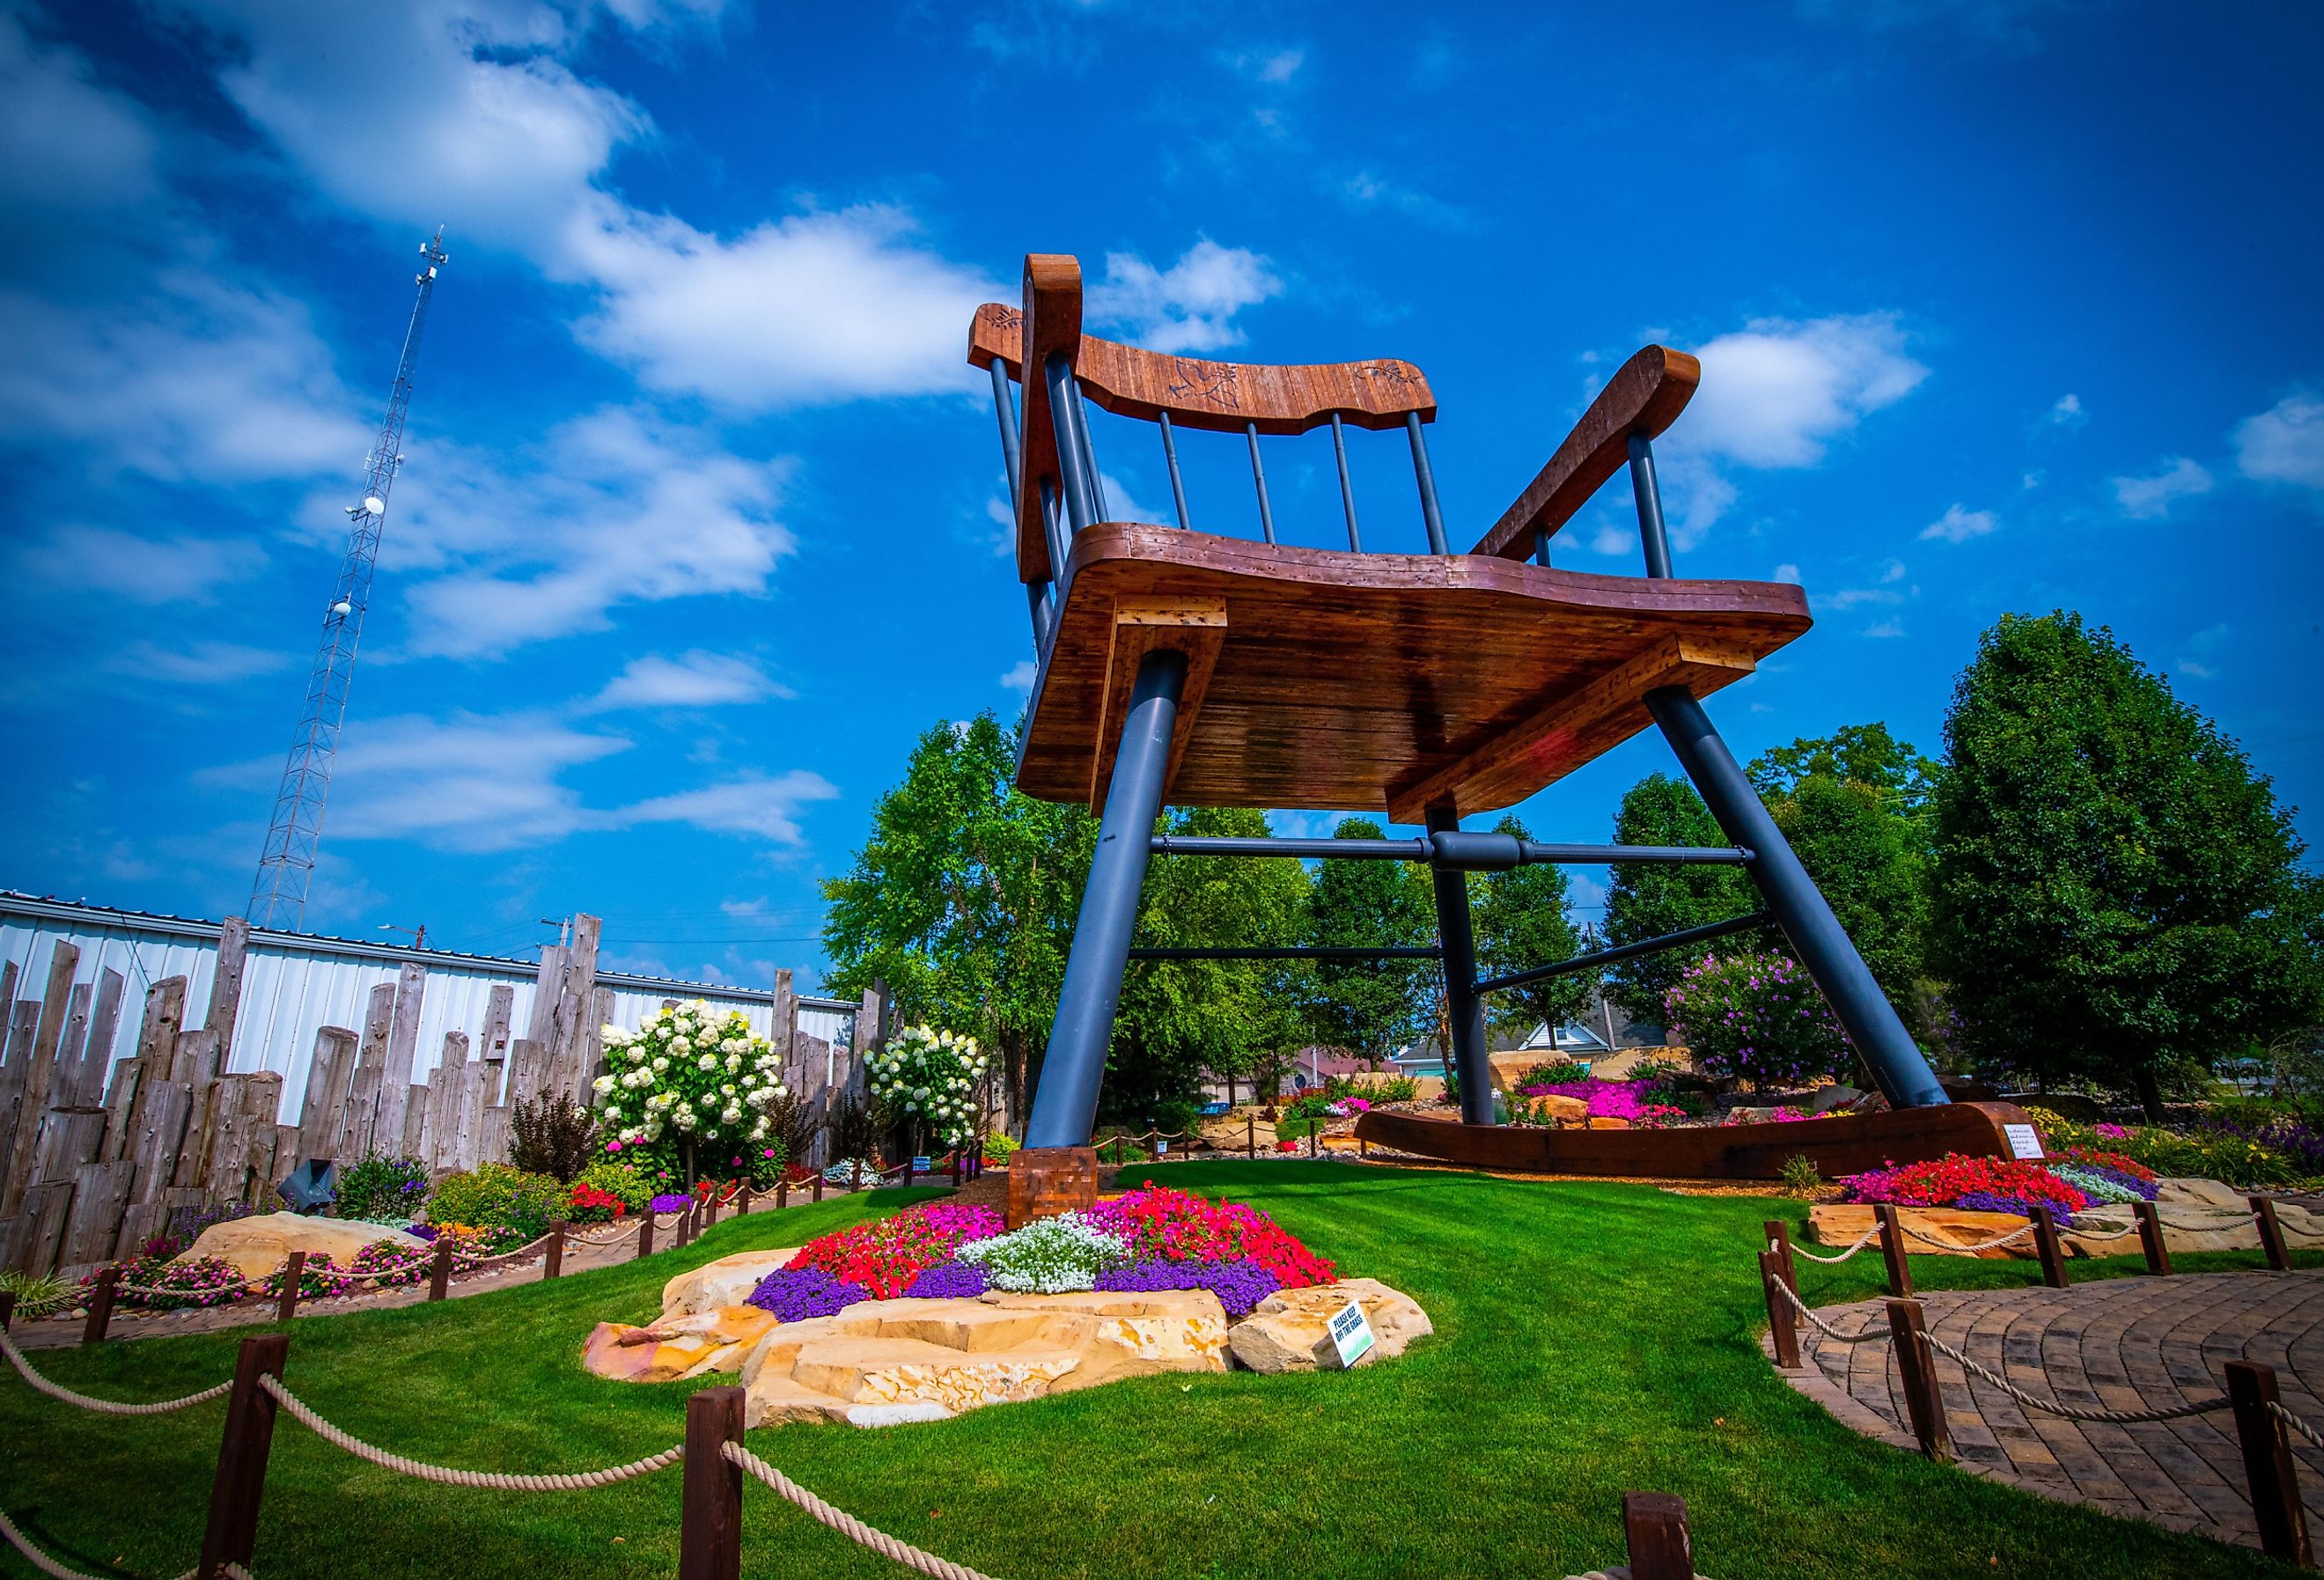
407 1223 440 1242
902 1260 989 1299
649 1194 694 1213
746 1266 873 1321
1093 1258 1283 1318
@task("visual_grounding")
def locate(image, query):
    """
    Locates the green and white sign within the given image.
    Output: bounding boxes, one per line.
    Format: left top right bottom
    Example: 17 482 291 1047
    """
1327 1298 1375 1369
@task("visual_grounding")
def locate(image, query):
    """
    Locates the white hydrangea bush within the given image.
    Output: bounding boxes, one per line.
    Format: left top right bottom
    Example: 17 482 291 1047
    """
592 1000 788 1154
955 1213 1129 1294
864 1025 989 1149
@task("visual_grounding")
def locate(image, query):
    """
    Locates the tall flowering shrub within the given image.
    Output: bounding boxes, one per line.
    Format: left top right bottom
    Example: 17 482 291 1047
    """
864 1025 989 1150
1663 952 1845 1087
593 1001 788 1179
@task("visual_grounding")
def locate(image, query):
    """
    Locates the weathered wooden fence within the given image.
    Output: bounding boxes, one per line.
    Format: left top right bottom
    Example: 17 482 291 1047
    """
0 905 884 1276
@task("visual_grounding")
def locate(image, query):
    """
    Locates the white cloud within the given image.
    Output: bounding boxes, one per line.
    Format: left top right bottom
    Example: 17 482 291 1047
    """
2048 392 2086 429
618 771 838 844
1087 240 1281 353
585 651 788 711
389 408 795 659
1823 586 1902 610
1773 562 1802 584
2112 457 2214 520
0 12 160 217
2177 621 2228 680
16 524 267 604
2234 393 2324 495
1001 658 1037 693
1683 313 1928 469
1919 503 2000 543
114 639 291 685
1221 47 1305 83
1862 619 1906 638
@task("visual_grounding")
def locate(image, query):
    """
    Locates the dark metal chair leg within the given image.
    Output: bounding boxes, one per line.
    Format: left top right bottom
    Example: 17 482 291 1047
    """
1023 648 1189 1148
1644 687 1947 1109
1426 806 1494 1127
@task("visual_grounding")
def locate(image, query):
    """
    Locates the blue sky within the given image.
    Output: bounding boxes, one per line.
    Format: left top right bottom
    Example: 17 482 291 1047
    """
2 0 2319 993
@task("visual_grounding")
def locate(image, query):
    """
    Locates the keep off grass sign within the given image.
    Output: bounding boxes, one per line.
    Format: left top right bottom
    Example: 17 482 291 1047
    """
1327 1298 1375 1369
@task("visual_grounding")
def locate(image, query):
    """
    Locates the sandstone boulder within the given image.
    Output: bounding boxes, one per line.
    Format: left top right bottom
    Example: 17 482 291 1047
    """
660 1248 799 1318
1809 1204 2036 1260
737 1289 1228 1428
585 1305 779 1382
178 1211 429 1279
1225 1277 1432 1374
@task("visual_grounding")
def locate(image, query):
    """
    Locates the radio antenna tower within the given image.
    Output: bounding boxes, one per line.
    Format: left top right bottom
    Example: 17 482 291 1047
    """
248 228 449 930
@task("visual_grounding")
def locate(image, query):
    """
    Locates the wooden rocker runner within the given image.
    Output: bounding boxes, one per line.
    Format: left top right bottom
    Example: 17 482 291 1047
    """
967 254 2030 1206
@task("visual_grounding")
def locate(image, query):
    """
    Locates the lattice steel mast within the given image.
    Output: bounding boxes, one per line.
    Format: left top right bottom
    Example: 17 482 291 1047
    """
248 229 449 929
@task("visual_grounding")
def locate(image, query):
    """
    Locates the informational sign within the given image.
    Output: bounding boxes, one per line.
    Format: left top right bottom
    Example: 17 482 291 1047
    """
1156 1139 1169 1155
911 1156 932 1172
1327 1298 1376 1370
2002 1123 2044 1161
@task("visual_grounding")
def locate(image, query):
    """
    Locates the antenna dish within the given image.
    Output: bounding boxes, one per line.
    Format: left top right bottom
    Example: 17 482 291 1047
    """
363 496 386 514
331 600 353 616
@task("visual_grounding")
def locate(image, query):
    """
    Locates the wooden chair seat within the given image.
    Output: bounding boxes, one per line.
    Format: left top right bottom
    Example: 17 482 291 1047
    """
1019 522 1811 819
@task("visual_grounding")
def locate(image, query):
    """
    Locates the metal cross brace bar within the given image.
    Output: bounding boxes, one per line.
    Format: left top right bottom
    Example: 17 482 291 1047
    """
1473 908 1773 995
1148 833 1752 868
1127 944 1443 961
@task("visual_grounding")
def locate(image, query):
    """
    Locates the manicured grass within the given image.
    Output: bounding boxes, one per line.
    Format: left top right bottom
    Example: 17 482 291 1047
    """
1 1166 2311 1578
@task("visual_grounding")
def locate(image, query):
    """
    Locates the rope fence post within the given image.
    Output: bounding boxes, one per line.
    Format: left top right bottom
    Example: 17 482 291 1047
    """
679 1385 746 1580
851 1160 864 1194
2254 1195 2293 1272
738 1185 752 1216
904 1157 916 1187
676 1209 693 1251
0 1291 13 1330
277 1251 305 1324
545 1222 567 1281
2226 1359 2313 1567
1763 1219 1798 1291
1247 1115 1255 1159
1876 1204 1913 1299
196 1333 289 1580
776 1180 790 1210
1886 1297 1950 1461
705 1192 720 1230
637 1216 655 1260
2031 1206 2070 1289
813 1172 825 1203
83 1266 117 1345
1308 1123 1319 1158
428 1241 452 1302
1622 1490 1694 1580
951 1150 962 1187
1760 1249 1801 1369
2135 1201 2173 1276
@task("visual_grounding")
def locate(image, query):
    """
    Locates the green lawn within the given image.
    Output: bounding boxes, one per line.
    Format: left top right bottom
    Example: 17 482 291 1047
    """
1 1164 2313 1578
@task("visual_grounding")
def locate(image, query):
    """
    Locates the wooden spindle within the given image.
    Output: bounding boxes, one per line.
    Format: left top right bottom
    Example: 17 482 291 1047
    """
2254 1194 2293 1272
2226 1359 2313 1567
83 1266 117 1345
678 1385 746 1580
196 1334 289 1580
1886 1298 1950 1461
1877 1204 1913 1298
2031 1206 2070 1289
276 1251 305 1324
1622 1491 1694 1580
2135 1201 2173 1275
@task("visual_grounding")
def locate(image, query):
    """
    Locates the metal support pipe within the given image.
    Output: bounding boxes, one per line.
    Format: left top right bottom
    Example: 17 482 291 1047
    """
1044 352 1096 535
1038 477 1070 590
1129 944 1442 961
1158 410 1191 530
1025 580 1053 649
1146 833 1752 866
1245 422 1276 544
1076 382 1111 521
1647 686 1948 1107
1474 908 1771 995
1628 432 1674 579
1534 527 1552 568
1025 648 1189 1148
988 359 1023 511
1329 413 1363 552
1425 807 1493 1126
1407 413 1450 555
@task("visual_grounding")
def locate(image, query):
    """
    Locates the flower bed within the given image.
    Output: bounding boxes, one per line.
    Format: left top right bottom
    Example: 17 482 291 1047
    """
2031 1105 2307 1189
1841 1152 2092 1225
782 1202 1004 1297
1513 1078 1688 1128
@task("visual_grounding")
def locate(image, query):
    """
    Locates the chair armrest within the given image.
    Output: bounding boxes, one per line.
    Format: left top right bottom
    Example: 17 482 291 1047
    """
1469 345 1700 560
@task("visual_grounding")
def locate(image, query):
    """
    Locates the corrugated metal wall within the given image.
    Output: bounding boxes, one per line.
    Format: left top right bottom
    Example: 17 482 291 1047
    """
0 896 850 1123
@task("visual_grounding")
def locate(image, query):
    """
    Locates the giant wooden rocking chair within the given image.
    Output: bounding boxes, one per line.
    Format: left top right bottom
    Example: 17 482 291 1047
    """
970 254 2030 1198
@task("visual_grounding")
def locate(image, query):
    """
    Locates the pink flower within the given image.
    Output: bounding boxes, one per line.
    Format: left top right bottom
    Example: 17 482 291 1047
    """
605 1140 623 1152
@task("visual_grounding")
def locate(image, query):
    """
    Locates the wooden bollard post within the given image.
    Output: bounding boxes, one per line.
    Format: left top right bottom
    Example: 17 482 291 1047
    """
1247 1115 1256 1159
83 1266 118 1345
1876 1204 1914 1299
2135 1200 2173 1275
776 1179 790 1210
705 1191 720 1228
276 1251 305 1324
428 1241 452 1301
904 1156 916 1187
544 1222 567 1280
1886 1298 1951 1461
2226 1359 2313 1567
197 1333 290 1580
0 1290 14 1329
1358 1132 1368 1160
2031 1206 2071 1289
951 1150 962 1187
1622 1490 1695 1580
813 1172 825 1202
637 1216 655 1259
2254 1194 2293 1272
737 1185 752 1216
1308 1123 1319 1158
678 1385 747 1580
675 1209 692 1251
1760 1250 1801 1369
1762 1219 1798 1292
851 1160 864 1193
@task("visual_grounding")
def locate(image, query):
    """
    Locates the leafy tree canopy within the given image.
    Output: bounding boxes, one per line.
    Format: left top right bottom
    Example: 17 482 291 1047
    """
1305 817 1436 1062
1468 815 1590 1040
1601 775 1757 1020
1750 722 1943 822
1931 611 2324 1117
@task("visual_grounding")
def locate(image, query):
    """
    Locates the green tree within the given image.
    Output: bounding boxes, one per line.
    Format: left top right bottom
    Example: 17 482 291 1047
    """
820 713 1093 1128
1931 611 2324 1118
1305 817 1436 1062
1601 774 1757 1021
1468 815 1591 1041
1748 722 1943 821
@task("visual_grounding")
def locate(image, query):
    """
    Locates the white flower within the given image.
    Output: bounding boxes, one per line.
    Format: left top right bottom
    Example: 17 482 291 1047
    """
592 1073 616 1095
772 1083 787 1098
750 1121 768 1139
725 1054 742 1072
652 1056 669 1073
697 1054 717 1071
671 1036 693 1055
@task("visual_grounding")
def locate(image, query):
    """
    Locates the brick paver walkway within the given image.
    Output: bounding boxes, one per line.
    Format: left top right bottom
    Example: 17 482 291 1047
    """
1776 1271 2324 1552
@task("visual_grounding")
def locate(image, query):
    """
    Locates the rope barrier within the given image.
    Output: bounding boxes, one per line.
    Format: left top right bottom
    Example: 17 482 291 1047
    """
0 1328 231 1415
1898 1222 2034 1253
0 1506 240 1580
2271 1399 2324 1450
259 1375 682 1490
723 1440 1001 1580
1786 1226 1880 1264
1769 1278 1890 1346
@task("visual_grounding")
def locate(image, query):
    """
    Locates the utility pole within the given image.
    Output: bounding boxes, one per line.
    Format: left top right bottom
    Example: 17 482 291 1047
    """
248 230 450 929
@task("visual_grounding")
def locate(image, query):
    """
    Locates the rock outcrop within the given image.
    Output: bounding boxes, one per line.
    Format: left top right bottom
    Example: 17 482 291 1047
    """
1225 1277 1433 1373
178 1211 429 1278
661 1248 800 1317
1809 1185 2324 1260
585 1305 780 1381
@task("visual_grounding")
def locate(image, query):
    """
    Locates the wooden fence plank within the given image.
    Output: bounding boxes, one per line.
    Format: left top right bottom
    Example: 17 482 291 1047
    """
0 1002 40 1200
65 1159 133 1268
115 976 188 1165
4 1180 74 1275
378 964 426 1150
169 1030 226 1189
1 939 83 1216
205 918 250 1059
74 968 127 1109
344 982 397 1158
295 1026 357 1161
